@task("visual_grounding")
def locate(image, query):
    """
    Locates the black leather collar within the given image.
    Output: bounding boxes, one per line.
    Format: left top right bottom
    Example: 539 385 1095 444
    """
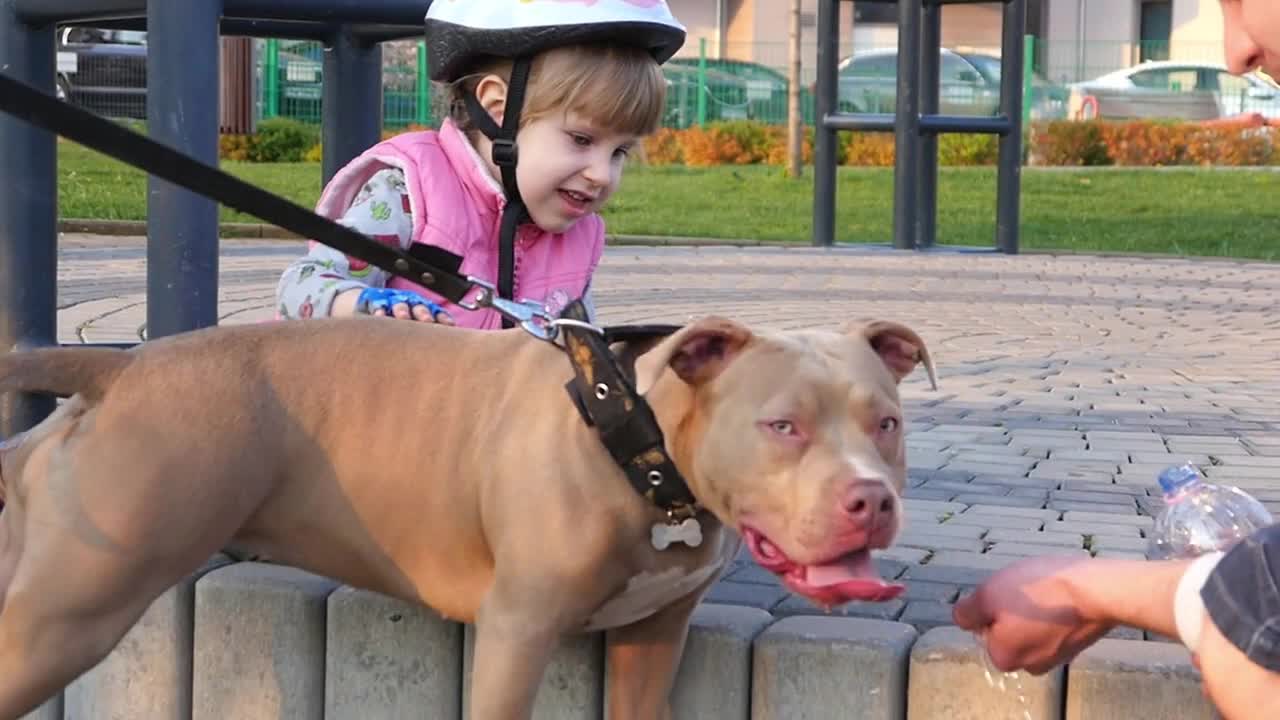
557 300 699 520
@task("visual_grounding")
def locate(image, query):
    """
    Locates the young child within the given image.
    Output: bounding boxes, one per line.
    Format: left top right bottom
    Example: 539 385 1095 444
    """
274 0 686 329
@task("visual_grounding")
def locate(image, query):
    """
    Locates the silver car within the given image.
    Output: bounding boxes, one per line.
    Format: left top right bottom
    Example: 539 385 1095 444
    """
837 48 997 115
836 47 1067 120
1066 60 1280 121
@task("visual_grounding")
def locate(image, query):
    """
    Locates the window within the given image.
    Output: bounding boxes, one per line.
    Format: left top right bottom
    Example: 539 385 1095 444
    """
61 27 147 45
1130 68 1199 92
62 27 109 44
1214 72 1252 96
1139 1 1172 62
842 54 897 78
963 54 1003 85
853 4 897 24
941 54 981 84
1164 69 1200 92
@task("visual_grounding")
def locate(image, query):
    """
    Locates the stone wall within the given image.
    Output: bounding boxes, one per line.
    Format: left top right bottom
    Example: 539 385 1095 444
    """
37 557 1217 720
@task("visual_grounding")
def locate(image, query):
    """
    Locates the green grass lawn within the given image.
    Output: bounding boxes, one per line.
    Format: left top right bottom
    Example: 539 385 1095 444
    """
57 140 1280 261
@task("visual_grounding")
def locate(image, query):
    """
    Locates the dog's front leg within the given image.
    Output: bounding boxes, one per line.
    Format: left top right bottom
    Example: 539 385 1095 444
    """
468 586 564 720
603 585 706 720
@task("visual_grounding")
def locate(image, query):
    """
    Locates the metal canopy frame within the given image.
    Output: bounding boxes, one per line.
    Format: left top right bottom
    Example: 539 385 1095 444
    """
812 0 1026 253
0 0 424 438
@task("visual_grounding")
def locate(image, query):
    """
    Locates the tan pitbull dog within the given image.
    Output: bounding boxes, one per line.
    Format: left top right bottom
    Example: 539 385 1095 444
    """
0 313 934 719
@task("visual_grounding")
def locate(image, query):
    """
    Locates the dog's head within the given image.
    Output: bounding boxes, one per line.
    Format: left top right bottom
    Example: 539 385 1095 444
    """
633 316 936 608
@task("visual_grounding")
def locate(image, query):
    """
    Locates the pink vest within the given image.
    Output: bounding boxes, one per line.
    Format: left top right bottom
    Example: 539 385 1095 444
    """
313 118 606 330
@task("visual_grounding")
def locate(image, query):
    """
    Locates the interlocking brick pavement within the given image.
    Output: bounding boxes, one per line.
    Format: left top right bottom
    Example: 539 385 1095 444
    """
46 234 1280 636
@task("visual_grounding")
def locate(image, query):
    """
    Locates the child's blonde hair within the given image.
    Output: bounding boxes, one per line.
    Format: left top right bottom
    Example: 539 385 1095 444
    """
447 43 667 138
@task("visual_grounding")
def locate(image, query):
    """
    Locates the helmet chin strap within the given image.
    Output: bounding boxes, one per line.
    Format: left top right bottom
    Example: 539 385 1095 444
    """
463 57 533 329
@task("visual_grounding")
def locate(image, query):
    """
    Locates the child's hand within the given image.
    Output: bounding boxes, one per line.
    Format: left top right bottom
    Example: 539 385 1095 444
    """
354 287 455 324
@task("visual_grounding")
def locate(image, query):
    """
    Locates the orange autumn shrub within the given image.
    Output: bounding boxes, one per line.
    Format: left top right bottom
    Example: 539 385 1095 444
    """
232 118 1276 167
843 133 896 166
640 127 684 165
1029 118 1278 167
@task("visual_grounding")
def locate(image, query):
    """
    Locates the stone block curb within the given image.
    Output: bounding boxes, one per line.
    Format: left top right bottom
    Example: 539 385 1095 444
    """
668 603 775 719
325 585 465 719
192 562 339 720
751 616 917 719
1064 638 1214 720
908 626 1064 719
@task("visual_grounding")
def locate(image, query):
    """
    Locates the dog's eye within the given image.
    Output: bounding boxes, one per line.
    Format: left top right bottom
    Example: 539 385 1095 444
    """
880 417 900 433
767 420 796 436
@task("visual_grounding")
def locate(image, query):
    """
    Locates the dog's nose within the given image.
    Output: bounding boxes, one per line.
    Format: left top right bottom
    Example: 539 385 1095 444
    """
842 483 895 527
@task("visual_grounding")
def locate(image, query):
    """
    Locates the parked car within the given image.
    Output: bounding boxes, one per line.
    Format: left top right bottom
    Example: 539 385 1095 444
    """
665 57 815 125
1066 60 1280 121
660 63 752 128
55 26 148 120
962 52 1069 121
835 47 1068 120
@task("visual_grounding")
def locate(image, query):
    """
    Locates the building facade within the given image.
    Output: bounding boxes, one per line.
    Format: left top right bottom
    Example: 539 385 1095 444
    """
667 0 1228 84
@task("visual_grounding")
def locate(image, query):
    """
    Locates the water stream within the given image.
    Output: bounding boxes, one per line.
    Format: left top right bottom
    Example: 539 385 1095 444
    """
977 631 1034 720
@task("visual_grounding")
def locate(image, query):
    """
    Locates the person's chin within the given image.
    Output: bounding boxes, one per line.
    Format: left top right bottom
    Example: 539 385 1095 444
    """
529 209 581 235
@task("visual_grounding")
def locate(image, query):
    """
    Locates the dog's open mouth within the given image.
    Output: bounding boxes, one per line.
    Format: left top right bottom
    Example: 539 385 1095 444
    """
741 525 904 607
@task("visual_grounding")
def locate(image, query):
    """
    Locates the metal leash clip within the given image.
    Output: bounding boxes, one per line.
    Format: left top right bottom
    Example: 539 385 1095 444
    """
459 278 559 342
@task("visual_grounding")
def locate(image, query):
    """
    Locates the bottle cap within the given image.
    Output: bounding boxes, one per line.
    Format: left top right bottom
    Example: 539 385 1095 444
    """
1158 463 1202 495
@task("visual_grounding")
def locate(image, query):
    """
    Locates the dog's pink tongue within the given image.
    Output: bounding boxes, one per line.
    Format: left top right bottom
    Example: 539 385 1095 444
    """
805 551 904 602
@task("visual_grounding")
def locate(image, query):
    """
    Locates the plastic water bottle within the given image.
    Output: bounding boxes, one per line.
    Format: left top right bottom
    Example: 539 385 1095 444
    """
1146 463 1275 561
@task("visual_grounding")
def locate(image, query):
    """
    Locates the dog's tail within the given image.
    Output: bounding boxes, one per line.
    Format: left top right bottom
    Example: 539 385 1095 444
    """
0 346 134 403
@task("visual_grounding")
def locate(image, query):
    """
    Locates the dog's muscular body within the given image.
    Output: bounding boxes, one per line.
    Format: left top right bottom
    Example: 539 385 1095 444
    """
0 314 933 719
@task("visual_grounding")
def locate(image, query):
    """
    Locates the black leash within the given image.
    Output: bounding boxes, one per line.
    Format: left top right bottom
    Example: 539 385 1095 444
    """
0 70 557 333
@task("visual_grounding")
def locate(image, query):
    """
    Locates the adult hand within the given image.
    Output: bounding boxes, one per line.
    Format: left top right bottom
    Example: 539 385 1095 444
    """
952 555 1115 675
355 287 454 324
954 553 1193 676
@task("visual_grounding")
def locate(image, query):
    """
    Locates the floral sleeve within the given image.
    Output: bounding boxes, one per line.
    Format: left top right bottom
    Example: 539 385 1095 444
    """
275 168 413 319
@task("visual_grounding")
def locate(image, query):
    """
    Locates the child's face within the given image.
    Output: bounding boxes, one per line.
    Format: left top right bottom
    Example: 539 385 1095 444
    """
1221 0 1280 78
511 111 638 234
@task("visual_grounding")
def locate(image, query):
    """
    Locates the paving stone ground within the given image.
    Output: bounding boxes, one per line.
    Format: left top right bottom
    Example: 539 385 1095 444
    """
48 234 1280 638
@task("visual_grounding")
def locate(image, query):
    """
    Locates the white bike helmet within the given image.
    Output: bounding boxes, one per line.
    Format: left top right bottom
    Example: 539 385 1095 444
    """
423 0 686 326
425 1 686 83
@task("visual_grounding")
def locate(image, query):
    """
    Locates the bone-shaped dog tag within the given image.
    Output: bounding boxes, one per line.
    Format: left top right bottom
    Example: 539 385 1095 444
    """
651 518 703 551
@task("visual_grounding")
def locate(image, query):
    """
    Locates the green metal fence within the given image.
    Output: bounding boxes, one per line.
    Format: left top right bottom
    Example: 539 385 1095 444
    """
256 36 810 131
253 36 1276 133
260 38 431 128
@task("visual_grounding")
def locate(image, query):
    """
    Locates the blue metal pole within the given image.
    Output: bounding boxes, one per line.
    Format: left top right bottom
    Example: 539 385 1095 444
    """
322 27 383 186
811 0 839 247
0 0 58 437
892 0 922 251
16 0 428 26
146 0 224 338
917 2 941 250
996 0 1026 254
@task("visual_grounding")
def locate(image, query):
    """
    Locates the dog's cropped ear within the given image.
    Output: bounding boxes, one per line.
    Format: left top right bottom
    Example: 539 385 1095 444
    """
634 317 753 395
852 320 938 390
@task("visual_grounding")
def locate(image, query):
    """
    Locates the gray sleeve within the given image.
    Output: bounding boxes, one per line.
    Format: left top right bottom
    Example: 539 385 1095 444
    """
1201 523 1280 672
275 167 412 319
